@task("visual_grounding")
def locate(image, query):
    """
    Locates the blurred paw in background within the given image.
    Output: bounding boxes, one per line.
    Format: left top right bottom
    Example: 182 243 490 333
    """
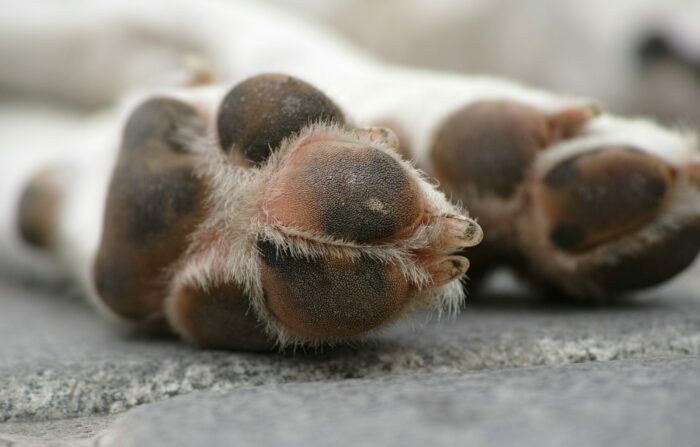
267 0 700 127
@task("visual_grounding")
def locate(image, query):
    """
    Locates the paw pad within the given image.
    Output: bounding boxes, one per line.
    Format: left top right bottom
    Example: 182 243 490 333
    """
431 101 551 198
170 281 274 351
92 75 481 347
217 74 344 165
17 169 65 249
540 147 673 252
585 220 700 292
258 240 411 338
94 98 207 320
266 141 424 243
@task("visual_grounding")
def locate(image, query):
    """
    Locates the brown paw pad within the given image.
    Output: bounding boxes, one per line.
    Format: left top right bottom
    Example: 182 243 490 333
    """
431 101 600 201
169 281 275 351
431 101 552 199
17 169 66 250
690 161 700 189
94 98 207 320
217 74 344 166
266 140 424 243
258 240 411 338
585 220 700 292
539 147 674 252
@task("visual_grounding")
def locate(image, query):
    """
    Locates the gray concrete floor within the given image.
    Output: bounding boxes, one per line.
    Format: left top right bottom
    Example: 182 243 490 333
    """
1 264 700 446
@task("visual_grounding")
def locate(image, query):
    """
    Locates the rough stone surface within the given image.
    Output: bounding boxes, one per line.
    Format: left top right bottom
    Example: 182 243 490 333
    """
2 266 700 423
1 263 700 445
0 415 115 446
95 356 700 447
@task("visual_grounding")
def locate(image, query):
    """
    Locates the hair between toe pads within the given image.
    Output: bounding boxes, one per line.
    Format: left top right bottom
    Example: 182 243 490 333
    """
217 74 345 166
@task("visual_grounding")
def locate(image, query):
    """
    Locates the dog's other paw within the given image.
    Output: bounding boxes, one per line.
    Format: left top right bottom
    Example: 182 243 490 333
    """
429 99 598 275
429 98 700 298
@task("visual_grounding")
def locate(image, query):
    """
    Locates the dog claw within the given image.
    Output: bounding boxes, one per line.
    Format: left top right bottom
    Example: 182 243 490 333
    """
427 256 470 287
434 213 483 251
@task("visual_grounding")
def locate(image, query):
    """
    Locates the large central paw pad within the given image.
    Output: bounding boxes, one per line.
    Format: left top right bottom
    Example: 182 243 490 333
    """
540 147 673 252
527 138 700 296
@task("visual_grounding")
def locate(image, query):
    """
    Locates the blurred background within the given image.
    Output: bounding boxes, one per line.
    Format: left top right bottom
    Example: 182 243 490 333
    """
2 0 699 127
266 0 700 128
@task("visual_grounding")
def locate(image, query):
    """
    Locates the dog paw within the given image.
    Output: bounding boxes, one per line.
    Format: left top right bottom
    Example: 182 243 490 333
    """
429 99 700 297
521 117 700 297
429 99 598 271
94 74 482 349
173 74 481 346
